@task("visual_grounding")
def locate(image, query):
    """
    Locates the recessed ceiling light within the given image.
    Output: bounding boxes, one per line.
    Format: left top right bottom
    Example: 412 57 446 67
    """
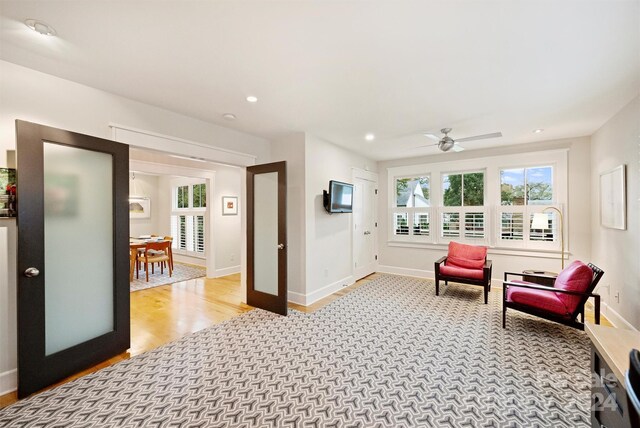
533 129 544 134
24 19 56 36
222 113 236 121
246 96 258 103
365 133 375 141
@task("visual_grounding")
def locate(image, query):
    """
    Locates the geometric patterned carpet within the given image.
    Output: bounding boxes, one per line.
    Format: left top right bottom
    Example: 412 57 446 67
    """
130 262 207 292
0 274 591 427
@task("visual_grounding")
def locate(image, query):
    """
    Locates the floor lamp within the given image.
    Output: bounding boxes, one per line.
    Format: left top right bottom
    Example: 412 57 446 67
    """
531 207 564 270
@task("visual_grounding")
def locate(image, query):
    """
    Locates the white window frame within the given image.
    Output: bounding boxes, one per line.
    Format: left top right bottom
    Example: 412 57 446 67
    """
497 164 559 250
389 173 433 243
171 182 207 257
386 149 568 256
439 169 488 245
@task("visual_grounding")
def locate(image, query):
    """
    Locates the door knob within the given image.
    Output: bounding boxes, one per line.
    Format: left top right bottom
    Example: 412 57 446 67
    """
277 244 285 250
24 267 40 278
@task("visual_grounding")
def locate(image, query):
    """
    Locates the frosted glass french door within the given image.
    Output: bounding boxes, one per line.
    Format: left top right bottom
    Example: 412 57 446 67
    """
246 161 287 315
16 121 130 398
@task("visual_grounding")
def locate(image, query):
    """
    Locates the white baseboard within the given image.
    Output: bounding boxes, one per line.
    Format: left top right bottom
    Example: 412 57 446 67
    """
306 276 354 306
287 290 306 306
601 302 638 331
288 275 354 307
377 265 505 288
211 265 240 278
377 265 434 279
0 369 17 396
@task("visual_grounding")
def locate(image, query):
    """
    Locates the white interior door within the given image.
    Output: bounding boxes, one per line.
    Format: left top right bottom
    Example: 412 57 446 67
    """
353 175 377 280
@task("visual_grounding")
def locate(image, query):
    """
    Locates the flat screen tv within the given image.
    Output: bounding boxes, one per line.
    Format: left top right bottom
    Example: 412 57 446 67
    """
323 180 354 213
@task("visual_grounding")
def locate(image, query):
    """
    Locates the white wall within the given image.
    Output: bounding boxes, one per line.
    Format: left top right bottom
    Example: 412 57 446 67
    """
129 173 160 238
271 134 307 300
0 60 269 394
377 137 593 286
590 96 640 330
155 171 242 273
0 222 16 395
270 134 377 305
304 135 377 302
210 166 242 274
0 61 271 166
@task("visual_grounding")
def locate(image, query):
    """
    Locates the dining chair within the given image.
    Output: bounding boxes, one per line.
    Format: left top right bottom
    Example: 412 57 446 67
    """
129 247 136 282
146 235 174 271
137 241 172 282
163 236 174 270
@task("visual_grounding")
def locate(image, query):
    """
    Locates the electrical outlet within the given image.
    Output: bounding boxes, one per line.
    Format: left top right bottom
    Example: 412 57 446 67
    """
614 291 620 303
230 253 235 262
324 268 329 278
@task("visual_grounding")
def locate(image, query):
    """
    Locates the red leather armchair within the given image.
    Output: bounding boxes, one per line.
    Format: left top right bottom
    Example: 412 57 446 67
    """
503 261 603 330
435 241 492 304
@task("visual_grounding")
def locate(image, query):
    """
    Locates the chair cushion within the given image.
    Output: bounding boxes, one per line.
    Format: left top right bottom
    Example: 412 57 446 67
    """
439 264 484 280
553 260 593 314
506 282 569 316
447 241 487 270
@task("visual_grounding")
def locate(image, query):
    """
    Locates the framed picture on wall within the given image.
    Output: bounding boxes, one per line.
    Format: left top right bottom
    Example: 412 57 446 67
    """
129 196 151 219
222 196 238 215
599 164 626 230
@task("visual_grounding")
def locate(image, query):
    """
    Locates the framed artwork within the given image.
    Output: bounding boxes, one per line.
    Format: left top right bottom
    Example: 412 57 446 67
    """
222 196 238 215
599 165 626 230
129 196 151 219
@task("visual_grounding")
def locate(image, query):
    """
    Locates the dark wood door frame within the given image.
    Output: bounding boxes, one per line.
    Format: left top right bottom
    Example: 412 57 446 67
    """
246 161 287 316
16 120 130 398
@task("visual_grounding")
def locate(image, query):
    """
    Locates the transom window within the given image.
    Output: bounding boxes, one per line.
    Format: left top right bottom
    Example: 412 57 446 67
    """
501 166 552 206
396 177 430 207
442 172 484 206
176 185 189 209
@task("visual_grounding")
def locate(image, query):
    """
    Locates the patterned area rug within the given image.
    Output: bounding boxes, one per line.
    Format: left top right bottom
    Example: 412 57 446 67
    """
130 262 207 292
0 275 591 427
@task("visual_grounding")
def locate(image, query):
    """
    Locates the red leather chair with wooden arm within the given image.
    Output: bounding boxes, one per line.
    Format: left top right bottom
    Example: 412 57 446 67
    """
434 241 492 304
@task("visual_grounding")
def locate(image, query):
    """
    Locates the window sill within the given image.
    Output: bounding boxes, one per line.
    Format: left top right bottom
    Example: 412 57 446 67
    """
386 240 568 260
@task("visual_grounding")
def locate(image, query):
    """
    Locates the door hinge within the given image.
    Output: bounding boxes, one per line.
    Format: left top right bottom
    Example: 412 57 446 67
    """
375 222 378 227
375 189 378 195
375 255 378 260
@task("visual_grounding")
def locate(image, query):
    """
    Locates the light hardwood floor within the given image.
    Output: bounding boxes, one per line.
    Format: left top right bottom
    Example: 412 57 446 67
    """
0 273 610 408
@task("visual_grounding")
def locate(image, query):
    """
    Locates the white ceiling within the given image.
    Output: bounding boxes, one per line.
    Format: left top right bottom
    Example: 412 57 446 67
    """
1 1 638 160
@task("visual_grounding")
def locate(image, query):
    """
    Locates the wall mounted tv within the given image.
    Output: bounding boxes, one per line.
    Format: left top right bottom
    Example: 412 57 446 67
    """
323 180 354 213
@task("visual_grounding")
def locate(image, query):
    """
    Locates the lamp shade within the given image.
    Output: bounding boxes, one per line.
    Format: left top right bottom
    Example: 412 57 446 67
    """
531 212 549 230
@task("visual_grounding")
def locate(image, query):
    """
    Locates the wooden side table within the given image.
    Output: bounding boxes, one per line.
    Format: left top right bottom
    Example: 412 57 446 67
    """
522 270 557 286
586 323 640 428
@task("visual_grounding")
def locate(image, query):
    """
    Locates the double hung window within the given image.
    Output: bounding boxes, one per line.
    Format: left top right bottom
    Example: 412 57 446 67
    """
171 183 206 255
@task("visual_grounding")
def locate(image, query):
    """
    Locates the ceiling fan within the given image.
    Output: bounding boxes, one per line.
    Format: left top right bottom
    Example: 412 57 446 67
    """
421 128 502 152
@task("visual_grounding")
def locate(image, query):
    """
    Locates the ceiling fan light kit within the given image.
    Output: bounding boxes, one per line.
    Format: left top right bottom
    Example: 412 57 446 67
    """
423 127 503 152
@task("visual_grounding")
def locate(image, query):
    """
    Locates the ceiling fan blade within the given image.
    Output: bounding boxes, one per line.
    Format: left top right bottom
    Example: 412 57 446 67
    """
407 142 438 150
423 133 440 141
452 144 465 152
455 132 502 143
